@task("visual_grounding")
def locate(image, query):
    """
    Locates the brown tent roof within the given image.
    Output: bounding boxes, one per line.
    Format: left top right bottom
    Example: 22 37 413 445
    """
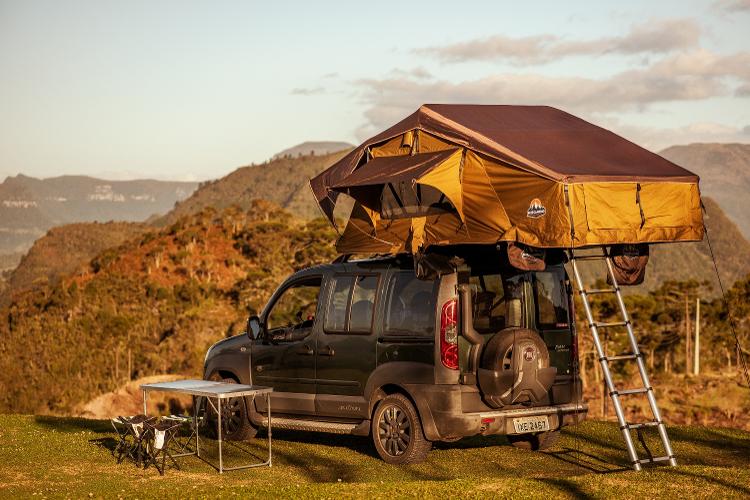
331 149 457 188
310 104 698 223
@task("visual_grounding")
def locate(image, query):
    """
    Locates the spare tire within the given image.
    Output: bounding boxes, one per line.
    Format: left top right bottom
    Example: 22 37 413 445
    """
477 327 557 408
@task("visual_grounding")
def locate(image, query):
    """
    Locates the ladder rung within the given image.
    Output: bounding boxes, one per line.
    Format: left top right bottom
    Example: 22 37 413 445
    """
635 455 673 465
623 421 661 430
581 288 618 295
571 255 607 261
592 321 628 328
603 353 640 362
614 387 651 396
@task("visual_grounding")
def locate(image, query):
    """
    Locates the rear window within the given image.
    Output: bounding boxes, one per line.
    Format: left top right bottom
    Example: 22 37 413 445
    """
384 272 436 336
469 273 524 334
532 270 569 329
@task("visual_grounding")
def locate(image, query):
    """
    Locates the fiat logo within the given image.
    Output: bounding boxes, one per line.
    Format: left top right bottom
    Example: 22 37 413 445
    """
523 346 536 362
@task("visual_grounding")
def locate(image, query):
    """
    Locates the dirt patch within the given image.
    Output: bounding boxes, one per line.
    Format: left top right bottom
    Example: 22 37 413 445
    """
76 375 194 419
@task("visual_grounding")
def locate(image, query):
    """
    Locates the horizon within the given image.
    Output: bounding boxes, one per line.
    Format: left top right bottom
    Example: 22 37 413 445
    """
2 138 749 184
1 0 749 182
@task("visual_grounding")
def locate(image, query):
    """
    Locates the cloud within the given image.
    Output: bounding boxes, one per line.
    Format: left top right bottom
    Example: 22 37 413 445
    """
415 18 701 65
290 86 325 96
355 49 750 138
605 121 750 151
714 0 750 12
354 49 750 137
388 66 433 80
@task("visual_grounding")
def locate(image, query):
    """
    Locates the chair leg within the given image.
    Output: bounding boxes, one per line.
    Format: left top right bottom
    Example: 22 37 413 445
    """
167 450 180 470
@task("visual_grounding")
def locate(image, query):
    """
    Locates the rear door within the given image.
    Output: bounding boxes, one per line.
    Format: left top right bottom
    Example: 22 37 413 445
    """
315 271 381 418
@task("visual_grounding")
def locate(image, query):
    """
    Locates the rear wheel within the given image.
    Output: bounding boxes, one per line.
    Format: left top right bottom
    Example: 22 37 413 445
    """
205 378 257 441
507 430 560 451
372 394 432 464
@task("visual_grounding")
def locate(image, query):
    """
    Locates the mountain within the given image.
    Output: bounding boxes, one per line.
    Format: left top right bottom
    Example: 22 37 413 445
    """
1 221 149 306
0 174 198 254
160 149 351 224
0 202 337 414
272 141 354 160
659 143 750 239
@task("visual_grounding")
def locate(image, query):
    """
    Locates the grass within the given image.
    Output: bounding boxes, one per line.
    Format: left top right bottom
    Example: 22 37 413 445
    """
0 415 749 499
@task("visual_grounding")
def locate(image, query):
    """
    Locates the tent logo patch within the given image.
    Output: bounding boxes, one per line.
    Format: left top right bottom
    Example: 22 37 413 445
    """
526 198 546 219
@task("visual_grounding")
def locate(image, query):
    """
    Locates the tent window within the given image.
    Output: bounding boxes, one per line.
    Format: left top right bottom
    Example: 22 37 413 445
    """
380 182 455 220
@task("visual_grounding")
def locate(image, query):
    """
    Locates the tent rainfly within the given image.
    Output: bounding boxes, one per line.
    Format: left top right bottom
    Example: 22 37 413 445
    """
310 104 704 254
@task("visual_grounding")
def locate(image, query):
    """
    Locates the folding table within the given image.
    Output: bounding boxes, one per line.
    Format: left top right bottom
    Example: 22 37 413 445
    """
140 379 273 473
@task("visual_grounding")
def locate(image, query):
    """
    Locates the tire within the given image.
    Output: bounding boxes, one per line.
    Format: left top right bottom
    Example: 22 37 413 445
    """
372 393 432 465
205 378 257 441
507 430 560 451
479 327 552 408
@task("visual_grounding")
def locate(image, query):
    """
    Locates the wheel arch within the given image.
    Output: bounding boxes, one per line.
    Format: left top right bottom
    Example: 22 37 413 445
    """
364 362 440 441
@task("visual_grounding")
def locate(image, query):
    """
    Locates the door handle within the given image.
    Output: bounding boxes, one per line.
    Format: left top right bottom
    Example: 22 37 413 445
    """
296 345 314 356
320 345 335 357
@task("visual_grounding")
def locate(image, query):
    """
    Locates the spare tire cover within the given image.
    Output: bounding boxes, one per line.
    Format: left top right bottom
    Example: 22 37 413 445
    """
478 328 557 408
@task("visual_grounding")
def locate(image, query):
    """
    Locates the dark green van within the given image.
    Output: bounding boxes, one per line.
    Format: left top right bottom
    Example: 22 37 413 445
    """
203 245 586 464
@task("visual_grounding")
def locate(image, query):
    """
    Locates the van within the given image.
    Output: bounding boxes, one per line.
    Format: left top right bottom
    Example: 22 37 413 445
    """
203 245 586 464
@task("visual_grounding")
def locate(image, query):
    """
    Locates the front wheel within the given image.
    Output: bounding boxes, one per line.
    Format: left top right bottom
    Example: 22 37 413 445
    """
204 378 257 441
372 393 432 464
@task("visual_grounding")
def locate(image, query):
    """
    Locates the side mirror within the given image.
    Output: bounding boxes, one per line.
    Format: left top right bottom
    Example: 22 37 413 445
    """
247 315 262 340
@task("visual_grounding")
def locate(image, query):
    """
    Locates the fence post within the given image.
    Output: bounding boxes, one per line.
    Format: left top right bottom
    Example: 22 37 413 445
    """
694 298 700 376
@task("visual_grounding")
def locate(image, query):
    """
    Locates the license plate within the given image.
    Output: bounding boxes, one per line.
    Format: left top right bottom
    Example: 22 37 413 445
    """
512 415 550 434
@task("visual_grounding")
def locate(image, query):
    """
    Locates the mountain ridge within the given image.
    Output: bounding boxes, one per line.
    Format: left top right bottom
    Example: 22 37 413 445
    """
0 174 198 254
659 142 750 239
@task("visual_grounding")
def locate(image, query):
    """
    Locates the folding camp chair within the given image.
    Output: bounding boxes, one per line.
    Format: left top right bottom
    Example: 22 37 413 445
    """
162 413 203 454
110 416 131 463
115 415 156 466
143 421 182 475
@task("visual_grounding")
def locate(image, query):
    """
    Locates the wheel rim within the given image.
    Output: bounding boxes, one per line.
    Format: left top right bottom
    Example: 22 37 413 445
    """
378 404 411 456
221 397 243 435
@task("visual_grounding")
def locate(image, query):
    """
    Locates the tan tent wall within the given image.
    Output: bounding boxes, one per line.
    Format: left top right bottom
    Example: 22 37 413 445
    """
568 182 703 247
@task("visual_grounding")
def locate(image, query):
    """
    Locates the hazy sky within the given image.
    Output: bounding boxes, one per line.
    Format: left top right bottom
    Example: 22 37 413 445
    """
1 0 749 181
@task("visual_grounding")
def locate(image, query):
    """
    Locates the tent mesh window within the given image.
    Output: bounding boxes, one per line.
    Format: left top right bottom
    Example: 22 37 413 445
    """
380 182 454 220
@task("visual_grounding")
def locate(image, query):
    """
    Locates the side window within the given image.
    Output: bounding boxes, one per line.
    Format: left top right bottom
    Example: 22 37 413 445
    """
384 273 436 336
266 277 321 342
532 270 569 329
324 274 378 334
325 276 355 332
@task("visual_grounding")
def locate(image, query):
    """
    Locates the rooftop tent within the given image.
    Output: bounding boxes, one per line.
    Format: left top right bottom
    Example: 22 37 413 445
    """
310 104 704 253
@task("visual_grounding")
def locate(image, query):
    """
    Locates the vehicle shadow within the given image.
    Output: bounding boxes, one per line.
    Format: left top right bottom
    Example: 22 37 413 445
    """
34 415 112 434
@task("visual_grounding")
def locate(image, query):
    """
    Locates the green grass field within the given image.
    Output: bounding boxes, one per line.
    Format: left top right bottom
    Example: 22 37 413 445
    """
0 415 748 498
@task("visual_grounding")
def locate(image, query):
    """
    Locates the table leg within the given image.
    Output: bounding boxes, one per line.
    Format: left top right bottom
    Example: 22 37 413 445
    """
142 389 147 415
194 396 200 458
217 397 223 474
267 392 272 467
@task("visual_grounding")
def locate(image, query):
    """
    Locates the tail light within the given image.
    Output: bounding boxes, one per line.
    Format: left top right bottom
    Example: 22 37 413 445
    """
440 298 459 370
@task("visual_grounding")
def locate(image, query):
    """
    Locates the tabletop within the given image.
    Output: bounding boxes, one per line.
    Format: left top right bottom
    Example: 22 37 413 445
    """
140 379 273 398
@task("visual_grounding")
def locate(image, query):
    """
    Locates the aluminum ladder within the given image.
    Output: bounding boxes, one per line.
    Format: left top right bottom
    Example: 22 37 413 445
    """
568 248 677 471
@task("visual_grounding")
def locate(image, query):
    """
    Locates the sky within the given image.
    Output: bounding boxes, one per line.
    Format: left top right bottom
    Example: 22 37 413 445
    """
1 0 749 182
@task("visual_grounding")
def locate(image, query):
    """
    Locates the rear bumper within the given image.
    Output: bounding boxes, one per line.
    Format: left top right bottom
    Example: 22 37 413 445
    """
405 383 588 441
